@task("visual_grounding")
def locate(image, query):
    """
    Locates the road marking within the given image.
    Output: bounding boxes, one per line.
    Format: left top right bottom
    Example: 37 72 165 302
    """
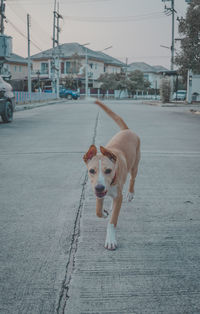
142 150 200 157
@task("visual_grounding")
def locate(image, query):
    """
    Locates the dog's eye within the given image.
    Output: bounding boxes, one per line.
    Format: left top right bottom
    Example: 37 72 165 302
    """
89 168 96 174
105 168 112 174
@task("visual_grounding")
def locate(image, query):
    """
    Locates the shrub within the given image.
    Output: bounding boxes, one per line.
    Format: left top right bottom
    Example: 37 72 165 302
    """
160 78 171 103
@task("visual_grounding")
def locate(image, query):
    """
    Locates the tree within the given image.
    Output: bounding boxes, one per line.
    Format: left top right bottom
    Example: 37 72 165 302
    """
127 70 150 97
98 70 150 98
175 0 200 81
98 73 118 92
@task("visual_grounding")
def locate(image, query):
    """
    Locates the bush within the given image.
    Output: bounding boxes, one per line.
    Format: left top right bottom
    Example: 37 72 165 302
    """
160 78 171 103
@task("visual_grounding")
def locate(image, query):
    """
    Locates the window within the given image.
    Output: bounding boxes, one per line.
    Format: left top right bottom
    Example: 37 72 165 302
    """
60 62 64 74
41 62 49 74
65 61 71 73
19 66 22 72
14 66 17 72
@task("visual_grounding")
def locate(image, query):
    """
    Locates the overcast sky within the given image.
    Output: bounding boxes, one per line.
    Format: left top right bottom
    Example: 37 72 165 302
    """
5 0 188 69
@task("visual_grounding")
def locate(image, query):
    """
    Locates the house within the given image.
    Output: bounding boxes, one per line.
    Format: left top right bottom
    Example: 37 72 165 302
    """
127 62 169 89
30 42 126 89
3 53 28 80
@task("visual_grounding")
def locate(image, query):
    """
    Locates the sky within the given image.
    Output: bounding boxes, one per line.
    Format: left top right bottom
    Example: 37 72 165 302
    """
5 0 189 69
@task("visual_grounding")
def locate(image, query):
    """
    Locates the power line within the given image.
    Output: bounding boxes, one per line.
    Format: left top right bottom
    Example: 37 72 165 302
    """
7 0 114 3
6 17 43 52
63 11 167 23
7 2 52 46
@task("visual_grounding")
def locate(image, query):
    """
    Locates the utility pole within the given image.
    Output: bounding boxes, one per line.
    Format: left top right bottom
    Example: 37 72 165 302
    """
171 0 175 71
0 0 5 35
85 47 88 97
27 14 32 97
162 0 176 99
163 0 176 71
52 0 62 98
0 0 5 74
0 0 12 77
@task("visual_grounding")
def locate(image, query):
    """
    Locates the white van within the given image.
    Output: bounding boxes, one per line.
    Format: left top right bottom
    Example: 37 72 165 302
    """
0 76 15 123
173 90 187 101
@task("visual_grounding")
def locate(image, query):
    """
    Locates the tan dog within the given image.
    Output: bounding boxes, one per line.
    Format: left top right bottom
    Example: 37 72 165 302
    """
83 100 140 250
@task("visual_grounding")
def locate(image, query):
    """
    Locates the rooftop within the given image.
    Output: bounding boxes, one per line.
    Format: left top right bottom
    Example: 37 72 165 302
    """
5 53 28 64
128 62 169 73
31 42 125 67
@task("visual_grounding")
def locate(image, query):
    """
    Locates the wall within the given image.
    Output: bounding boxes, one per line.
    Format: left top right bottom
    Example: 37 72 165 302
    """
192 74 200 94
32 58 122 82
192 74 200 101
5 63 28 80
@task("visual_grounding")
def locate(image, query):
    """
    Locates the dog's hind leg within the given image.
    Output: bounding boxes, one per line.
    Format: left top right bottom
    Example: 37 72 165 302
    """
127 158 140 202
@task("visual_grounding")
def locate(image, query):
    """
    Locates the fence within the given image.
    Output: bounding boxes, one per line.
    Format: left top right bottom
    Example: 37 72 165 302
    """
79 88 160 100
14 91 57 104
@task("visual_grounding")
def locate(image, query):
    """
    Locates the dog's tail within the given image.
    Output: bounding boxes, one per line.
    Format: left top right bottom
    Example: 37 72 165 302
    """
95 99 129 130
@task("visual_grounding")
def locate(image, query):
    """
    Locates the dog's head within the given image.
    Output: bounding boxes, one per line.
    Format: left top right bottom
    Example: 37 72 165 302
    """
83 145 117 198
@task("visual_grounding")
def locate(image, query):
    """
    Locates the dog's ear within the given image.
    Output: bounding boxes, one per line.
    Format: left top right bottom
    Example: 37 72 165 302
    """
100 146 117 163
83 145 97 163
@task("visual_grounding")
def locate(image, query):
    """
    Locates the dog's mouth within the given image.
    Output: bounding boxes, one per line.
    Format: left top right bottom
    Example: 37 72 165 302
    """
95 190 107 198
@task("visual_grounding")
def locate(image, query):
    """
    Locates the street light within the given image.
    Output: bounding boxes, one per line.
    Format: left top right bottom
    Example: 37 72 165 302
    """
82 43 112 97
36 70 40 91
97 45 113 53
81 42 90 97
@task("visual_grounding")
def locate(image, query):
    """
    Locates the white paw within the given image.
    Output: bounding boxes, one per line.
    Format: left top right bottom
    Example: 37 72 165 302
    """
127 192 135 202
105 223 117 250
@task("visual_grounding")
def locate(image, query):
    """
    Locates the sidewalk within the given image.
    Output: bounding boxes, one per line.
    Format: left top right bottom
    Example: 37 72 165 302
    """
144 100 200 115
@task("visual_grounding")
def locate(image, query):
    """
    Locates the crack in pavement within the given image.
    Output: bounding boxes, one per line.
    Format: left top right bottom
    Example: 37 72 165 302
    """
56 112 99 314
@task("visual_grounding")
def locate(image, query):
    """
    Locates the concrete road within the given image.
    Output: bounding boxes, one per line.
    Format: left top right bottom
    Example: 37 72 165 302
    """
0 100 200 314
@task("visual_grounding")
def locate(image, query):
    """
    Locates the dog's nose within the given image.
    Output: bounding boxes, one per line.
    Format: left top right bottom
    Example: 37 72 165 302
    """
95 184 105 192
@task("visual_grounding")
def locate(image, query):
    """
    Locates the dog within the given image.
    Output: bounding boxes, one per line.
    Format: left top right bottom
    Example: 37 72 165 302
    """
83 100 140 250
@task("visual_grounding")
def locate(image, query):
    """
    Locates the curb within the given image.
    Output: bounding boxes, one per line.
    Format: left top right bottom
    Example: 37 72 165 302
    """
15 99 66 112
146 101 200 108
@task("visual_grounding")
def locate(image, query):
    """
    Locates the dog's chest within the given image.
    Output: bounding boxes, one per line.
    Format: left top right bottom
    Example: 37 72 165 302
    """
108 185 118 198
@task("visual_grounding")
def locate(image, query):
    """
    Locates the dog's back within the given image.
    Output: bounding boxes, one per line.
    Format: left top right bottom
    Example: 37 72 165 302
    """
95 99 140 173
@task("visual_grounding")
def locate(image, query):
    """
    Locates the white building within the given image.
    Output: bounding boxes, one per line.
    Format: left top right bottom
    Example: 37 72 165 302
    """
31 42 125 89
3 53 28 80
127 62 169 89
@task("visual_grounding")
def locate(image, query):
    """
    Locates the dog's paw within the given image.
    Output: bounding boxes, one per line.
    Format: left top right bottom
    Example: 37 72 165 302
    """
105 223 117 250
102 209 109 218
127 192 135 202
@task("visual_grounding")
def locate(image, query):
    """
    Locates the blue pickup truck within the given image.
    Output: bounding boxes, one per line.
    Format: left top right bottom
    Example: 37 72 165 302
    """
59 88 80 100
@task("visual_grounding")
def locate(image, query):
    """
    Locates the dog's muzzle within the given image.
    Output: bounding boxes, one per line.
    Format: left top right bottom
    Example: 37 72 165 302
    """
95 184 107 198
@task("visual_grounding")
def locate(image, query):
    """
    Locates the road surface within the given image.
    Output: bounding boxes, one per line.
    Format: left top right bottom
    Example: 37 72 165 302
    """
0 100 200 314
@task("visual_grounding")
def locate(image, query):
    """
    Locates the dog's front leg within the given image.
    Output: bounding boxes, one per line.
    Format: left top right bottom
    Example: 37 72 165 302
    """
96 197 104 217
96 198 108 218
105 193 123 250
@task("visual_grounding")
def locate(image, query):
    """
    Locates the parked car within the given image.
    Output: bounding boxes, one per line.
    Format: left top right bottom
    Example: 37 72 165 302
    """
59 88 80 100
0 76 15 123
173 90 187 101
43 85 52 93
